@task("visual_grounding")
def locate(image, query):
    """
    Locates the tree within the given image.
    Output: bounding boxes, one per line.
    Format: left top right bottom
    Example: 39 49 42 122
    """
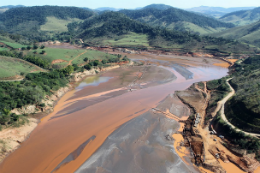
84 57 89 62
0 109 11 126
84 64 92 70
72 64 79 71
122 56 129 62
27 46 31 50
102 59 107 64
33 44 38 49
41 50 46 54
93 60 99 66
40 45 45 49
63 65 74 75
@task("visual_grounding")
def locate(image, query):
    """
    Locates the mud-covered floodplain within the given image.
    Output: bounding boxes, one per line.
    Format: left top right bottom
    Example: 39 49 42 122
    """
0 54 229 173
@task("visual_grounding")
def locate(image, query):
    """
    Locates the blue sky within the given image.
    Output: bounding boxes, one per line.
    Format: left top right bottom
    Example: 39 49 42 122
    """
0 0 259 9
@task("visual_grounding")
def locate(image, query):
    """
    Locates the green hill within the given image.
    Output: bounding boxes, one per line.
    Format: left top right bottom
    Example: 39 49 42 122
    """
220 7 260 26
142 4 172 10
68 12 255 54
226 56 260 133
118 6 235 35
0 6 95 40
210 20 260 47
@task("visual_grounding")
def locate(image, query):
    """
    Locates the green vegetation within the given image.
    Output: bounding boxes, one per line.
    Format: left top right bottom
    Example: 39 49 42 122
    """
66 11 253 54
102 32 149 47
0 6 95 40
214 114 260 159
225 56 260 133
204 78 230 124
20 48 119 68
220 7 260 26
0 65 74 126
0 56 41 79
0 47 8 51
0 50 51 69
40 17 83 32
0 41 27 49
71 50 118 65
32 48 87 62
119 6 235 35
210 20 260 48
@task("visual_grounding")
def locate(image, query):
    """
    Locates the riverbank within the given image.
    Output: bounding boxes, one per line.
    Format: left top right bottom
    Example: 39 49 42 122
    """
0 64 123 163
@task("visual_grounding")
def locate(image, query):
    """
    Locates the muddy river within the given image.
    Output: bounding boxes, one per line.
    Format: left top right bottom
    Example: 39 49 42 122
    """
0 56 228 173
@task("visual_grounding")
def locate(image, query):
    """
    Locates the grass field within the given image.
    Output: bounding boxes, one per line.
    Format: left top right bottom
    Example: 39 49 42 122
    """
72 50 118 65
29 48 118 66
32 48 87 63
0 41 27 49
102 32 149 47
40 17 83 32
0 56 42 79
0 47 8 51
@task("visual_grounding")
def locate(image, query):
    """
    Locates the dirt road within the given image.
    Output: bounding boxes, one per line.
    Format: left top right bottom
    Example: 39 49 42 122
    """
218 78 260 137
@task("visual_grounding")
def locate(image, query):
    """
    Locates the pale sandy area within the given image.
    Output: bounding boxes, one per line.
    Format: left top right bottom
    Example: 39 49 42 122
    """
0 118 38 162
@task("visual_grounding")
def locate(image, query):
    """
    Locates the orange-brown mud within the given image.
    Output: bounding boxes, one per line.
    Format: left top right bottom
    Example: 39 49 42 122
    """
213 62 230 68
228 59 238 63
0 55 229 173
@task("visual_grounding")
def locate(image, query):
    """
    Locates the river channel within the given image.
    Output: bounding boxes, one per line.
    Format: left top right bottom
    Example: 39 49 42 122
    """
0 56 228 173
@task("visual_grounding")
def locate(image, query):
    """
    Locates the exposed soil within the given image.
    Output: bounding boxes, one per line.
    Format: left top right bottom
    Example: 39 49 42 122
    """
51 59 68 64
0 118 38 163
177 81 260 173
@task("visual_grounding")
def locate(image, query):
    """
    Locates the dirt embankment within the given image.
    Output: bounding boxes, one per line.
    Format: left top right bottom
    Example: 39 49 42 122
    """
0 64 124 163
176 82 260 173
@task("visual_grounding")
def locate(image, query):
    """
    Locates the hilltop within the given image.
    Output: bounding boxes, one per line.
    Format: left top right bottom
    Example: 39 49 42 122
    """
119 5 235 35
0 6 95 40
187 6 256 18
220 7 260 26
63 11 256 54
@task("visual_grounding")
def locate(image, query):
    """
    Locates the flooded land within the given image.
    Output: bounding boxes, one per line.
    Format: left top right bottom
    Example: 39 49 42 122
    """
0 54 229 173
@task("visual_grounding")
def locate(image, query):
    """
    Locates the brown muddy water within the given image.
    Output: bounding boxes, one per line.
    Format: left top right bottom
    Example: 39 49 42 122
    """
0 57 228 173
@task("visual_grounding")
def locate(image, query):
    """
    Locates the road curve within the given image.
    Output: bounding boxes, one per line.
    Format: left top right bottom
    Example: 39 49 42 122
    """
216 78 260 137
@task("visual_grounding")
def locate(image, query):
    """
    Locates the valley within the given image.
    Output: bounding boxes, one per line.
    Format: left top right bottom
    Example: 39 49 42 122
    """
0 52 230 173
0 3 260 173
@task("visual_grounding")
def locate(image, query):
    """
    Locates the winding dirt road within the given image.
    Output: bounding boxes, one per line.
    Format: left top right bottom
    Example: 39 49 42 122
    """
213 78 260 137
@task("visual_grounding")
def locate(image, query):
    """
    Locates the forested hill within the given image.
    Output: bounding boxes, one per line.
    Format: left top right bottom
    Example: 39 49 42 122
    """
220 7 260 26
71 12 254 54
118 7 235 35
226 56 260 133
210 20 260 47
0 6 95 28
